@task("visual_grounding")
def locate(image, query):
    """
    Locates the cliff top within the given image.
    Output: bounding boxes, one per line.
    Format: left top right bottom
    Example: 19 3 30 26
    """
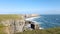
0 14 39 21
0 14 23 21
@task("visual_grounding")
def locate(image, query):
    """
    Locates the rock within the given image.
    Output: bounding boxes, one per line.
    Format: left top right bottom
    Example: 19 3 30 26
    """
24 14 39 18
0 14 40 34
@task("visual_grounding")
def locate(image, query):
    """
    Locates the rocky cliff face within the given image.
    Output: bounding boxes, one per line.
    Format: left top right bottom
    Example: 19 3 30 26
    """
0 14 39 34
1 19 25 34
0 15 25 34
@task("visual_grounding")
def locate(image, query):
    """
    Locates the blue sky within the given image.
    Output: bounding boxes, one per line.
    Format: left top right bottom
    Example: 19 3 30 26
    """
0 0 60 14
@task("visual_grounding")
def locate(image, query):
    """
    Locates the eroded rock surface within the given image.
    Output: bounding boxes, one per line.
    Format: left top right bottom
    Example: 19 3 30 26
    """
0 14 39 34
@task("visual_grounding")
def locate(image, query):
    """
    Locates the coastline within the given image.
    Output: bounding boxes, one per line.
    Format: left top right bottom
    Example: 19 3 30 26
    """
25 16 44 29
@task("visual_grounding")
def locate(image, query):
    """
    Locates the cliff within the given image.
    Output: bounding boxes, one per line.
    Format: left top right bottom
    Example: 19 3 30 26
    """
0 14 25 34
0 14 39 34
24 14 39 18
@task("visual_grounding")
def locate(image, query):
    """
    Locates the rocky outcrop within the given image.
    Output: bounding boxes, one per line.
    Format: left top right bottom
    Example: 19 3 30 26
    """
0 14 39 34
1 19 25 34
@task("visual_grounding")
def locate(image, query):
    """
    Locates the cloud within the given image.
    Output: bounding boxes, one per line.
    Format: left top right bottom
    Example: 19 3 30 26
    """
0 8 60 14
0 8 41 14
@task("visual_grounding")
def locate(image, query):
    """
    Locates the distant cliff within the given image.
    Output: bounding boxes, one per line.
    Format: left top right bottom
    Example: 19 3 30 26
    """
24 14 39 18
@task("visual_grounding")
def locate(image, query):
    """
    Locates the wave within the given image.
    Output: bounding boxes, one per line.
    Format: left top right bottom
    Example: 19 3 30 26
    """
25 16 40 21
25 16 44 29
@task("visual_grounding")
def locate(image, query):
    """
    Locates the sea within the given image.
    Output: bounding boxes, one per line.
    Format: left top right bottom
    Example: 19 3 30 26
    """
31 15 60 29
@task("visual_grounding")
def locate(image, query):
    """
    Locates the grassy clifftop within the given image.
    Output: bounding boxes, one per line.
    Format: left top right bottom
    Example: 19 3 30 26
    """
0 14 23 21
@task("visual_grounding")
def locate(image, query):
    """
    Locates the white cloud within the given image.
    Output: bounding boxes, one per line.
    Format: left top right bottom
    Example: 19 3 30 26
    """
0 8 41 14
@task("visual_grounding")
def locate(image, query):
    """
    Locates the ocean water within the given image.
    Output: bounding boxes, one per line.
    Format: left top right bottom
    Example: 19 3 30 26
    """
33 15 60 29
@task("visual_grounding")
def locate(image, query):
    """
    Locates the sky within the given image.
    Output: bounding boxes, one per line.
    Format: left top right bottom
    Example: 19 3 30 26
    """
0 0 60 14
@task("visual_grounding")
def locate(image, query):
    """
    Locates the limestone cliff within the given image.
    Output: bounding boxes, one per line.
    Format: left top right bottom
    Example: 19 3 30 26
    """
0 14 25 34
0 14 39 34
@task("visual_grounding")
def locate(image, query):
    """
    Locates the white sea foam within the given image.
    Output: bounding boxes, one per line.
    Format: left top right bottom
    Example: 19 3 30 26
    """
25 16 41 24
39 27 44 29
25 16 44 29
25 16 40 21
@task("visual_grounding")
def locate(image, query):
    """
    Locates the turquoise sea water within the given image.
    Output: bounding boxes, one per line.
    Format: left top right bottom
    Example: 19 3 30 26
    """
33 15 60 29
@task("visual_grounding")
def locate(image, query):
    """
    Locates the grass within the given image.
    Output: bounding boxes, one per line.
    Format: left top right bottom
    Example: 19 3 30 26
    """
0 24 6 34
0 14 23 21
16 27 60 34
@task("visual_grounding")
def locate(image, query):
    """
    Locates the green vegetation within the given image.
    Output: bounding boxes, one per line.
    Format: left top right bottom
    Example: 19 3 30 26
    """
16 27 60 34
0 14 23 21
0 24 6 34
